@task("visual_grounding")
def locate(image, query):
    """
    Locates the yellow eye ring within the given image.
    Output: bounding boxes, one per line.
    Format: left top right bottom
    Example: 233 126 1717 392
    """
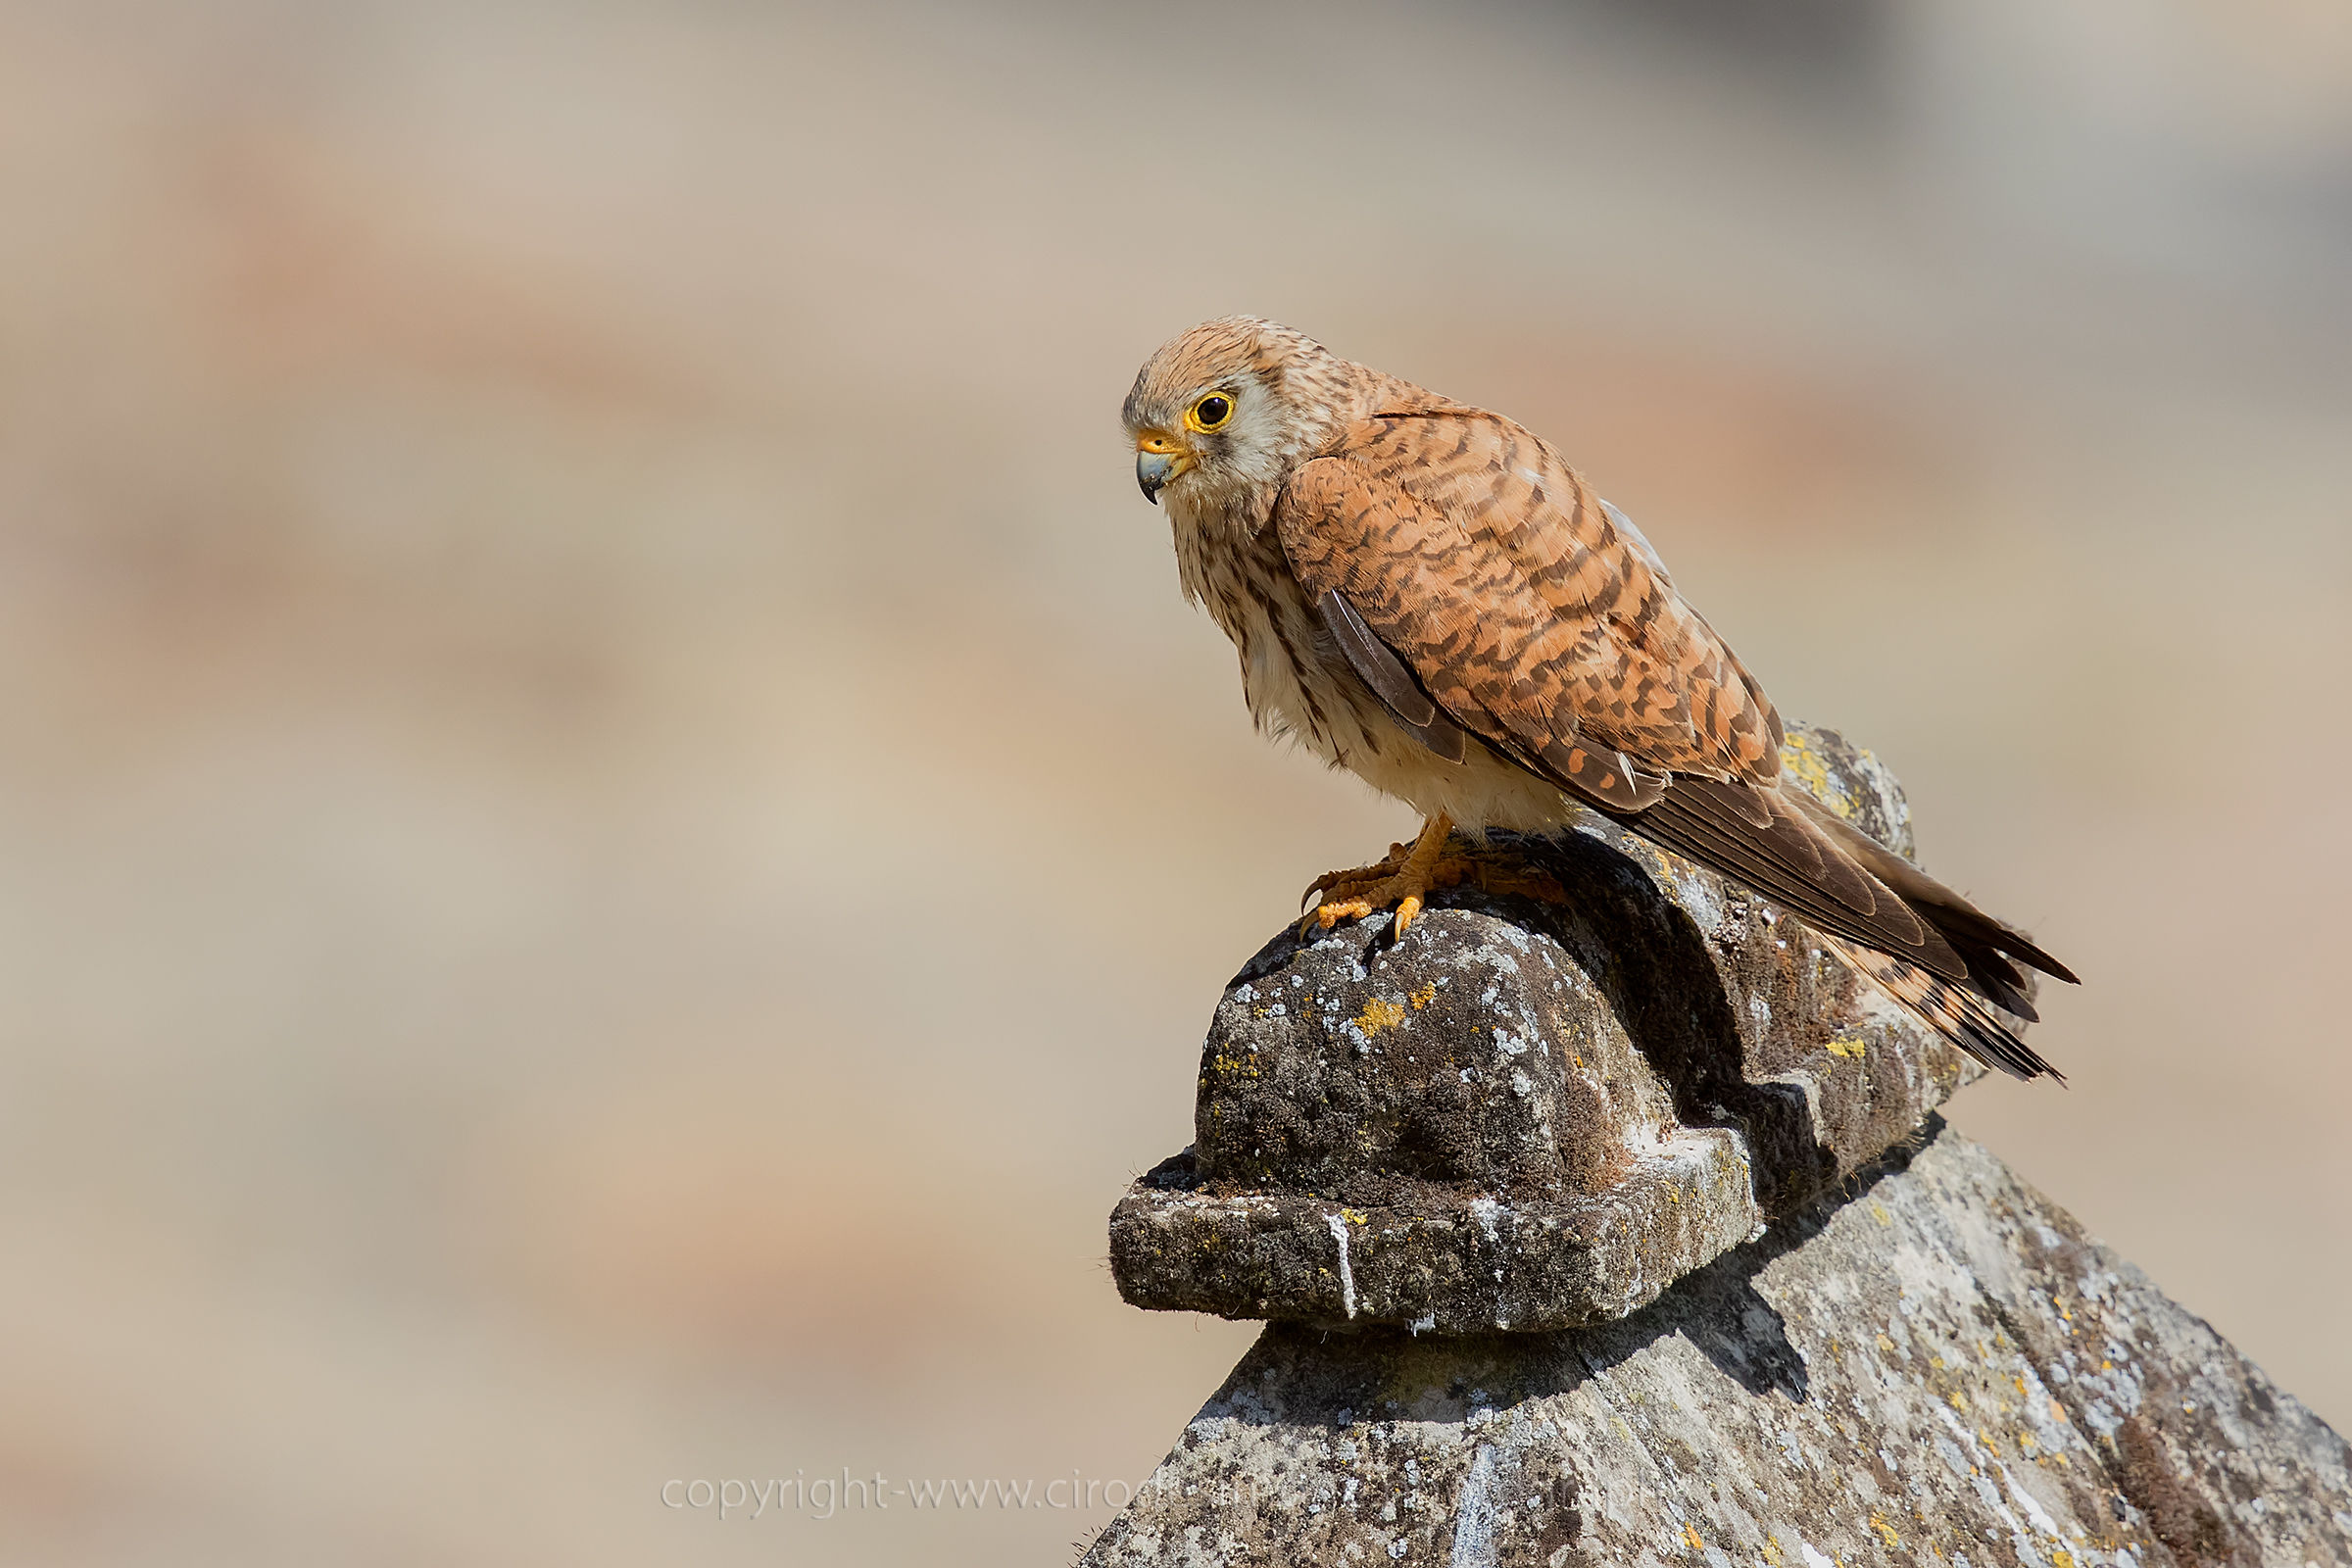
1185 391 1236 433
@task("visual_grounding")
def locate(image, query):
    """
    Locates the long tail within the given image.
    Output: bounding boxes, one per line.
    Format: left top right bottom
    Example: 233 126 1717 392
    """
1782 785 2077 1014
1613 774 2076 1082
1823 935 2063 1083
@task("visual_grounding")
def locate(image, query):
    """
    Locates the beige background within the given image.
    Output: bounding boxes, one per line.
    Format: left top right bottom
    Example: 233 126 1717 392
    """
2 1 2347 1561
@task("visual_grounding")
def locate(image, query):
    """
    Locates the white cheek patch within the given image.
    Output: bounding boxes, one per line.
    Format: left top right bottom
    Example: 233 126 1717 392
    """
1211 380 1289 490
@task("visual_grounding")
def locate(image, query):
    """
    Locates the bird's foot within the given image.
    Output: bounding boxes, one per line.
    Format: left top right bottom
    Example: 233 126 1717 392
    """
1300 820 1566 940
1300 814 1456 939
1299 812 1480 940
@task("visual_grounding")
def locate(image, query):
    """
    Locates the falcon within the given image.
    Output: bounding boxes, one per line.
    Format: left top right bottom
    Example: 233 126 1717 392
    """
1123 316 2077 1081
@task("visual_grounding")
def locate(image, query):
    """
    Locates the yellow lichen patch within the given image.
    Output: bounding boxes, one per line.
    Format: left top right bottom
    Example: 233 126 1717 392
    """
1877 1334 1897 1353
1352 997 1407 1038
1779 731 1856 819
1682 1522 1705 1552
1408 982 1439 1009
1762 1538 1783 1566
2051 1551 2075 1568
1948 1392 1969 1412
1870 1201 1891 1227
1870 1513 1900 1550
1343 1208 1368 1227
1209 1049 1262 1079
1825 1037 1868 1059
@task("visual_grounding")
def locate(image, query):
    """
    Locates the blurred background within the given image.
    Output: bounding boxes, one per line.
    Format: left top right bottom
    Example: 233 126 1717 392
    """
1 0 2347 1561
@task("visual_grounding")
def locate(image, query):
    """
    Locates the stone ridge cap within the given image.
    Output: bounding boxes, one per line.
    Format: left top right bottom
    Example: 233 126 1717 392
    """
1110 724 1991 1334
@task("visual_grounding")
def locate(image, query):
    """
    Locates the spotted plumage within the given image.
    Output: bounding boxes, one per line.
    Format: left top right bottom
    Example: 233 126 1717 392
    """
1123 316 2076 1080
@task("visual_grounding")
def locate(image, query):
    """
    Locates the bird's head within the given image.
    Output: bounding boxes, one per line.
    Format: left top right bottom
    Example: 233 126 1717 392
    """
1122 317 1349 514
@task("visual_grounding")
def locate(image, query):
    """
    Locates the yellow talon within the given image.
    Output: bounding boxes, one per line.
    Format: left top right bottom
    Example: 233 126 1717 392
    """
1299 814 1455 938
1298 817 1573 938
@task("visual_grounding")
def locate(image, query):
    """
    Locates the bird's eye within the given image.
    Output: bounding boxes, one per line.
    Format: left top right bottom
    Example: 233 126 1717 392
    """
1188 393 1235 432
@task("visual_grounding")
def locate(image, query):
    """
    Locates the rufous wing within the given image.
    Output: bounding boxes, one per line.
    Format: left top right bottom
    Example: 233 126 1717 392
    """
1270 405 2074 1079
1279 456 1670 811
1274 450 1978 981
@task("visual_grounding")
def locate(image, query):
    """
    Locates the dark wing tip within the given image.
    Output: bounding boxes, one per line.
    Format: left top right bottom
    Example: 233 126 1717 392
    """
2017 943 2082 987
1633 780 1973 982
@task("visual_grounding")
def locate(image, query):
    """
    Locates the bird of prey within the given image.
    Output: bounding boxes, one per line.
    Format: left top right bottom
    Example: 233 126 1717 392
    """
1123 316 2076 1081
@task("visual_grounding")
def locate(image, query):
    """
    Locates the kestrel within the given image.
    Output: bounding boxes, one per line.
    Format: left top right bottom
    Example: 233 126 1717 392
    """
1123 317 2076 1081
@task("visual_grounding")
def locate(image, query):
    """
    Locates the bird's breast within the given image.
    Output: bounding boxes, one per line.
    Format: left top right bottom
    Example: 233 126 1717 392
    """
1170 503 1338 745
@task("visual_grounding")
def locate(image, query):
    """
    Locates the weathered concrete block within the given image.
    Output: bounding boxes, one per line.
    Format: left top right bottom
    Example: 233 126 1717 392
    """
1111 726 1994 1333
1086 1124 2352 1568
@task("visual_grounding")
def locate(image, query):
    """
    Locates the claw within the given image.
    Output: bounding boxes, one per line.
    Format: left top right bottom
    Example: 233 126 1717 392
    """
1295 814 1455 942
1297 819 1572 941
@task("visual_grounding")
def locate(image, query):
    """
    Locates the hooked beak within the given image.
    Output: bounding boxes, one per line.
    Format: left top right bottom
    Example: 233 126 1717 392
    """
1135 434 1192 504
